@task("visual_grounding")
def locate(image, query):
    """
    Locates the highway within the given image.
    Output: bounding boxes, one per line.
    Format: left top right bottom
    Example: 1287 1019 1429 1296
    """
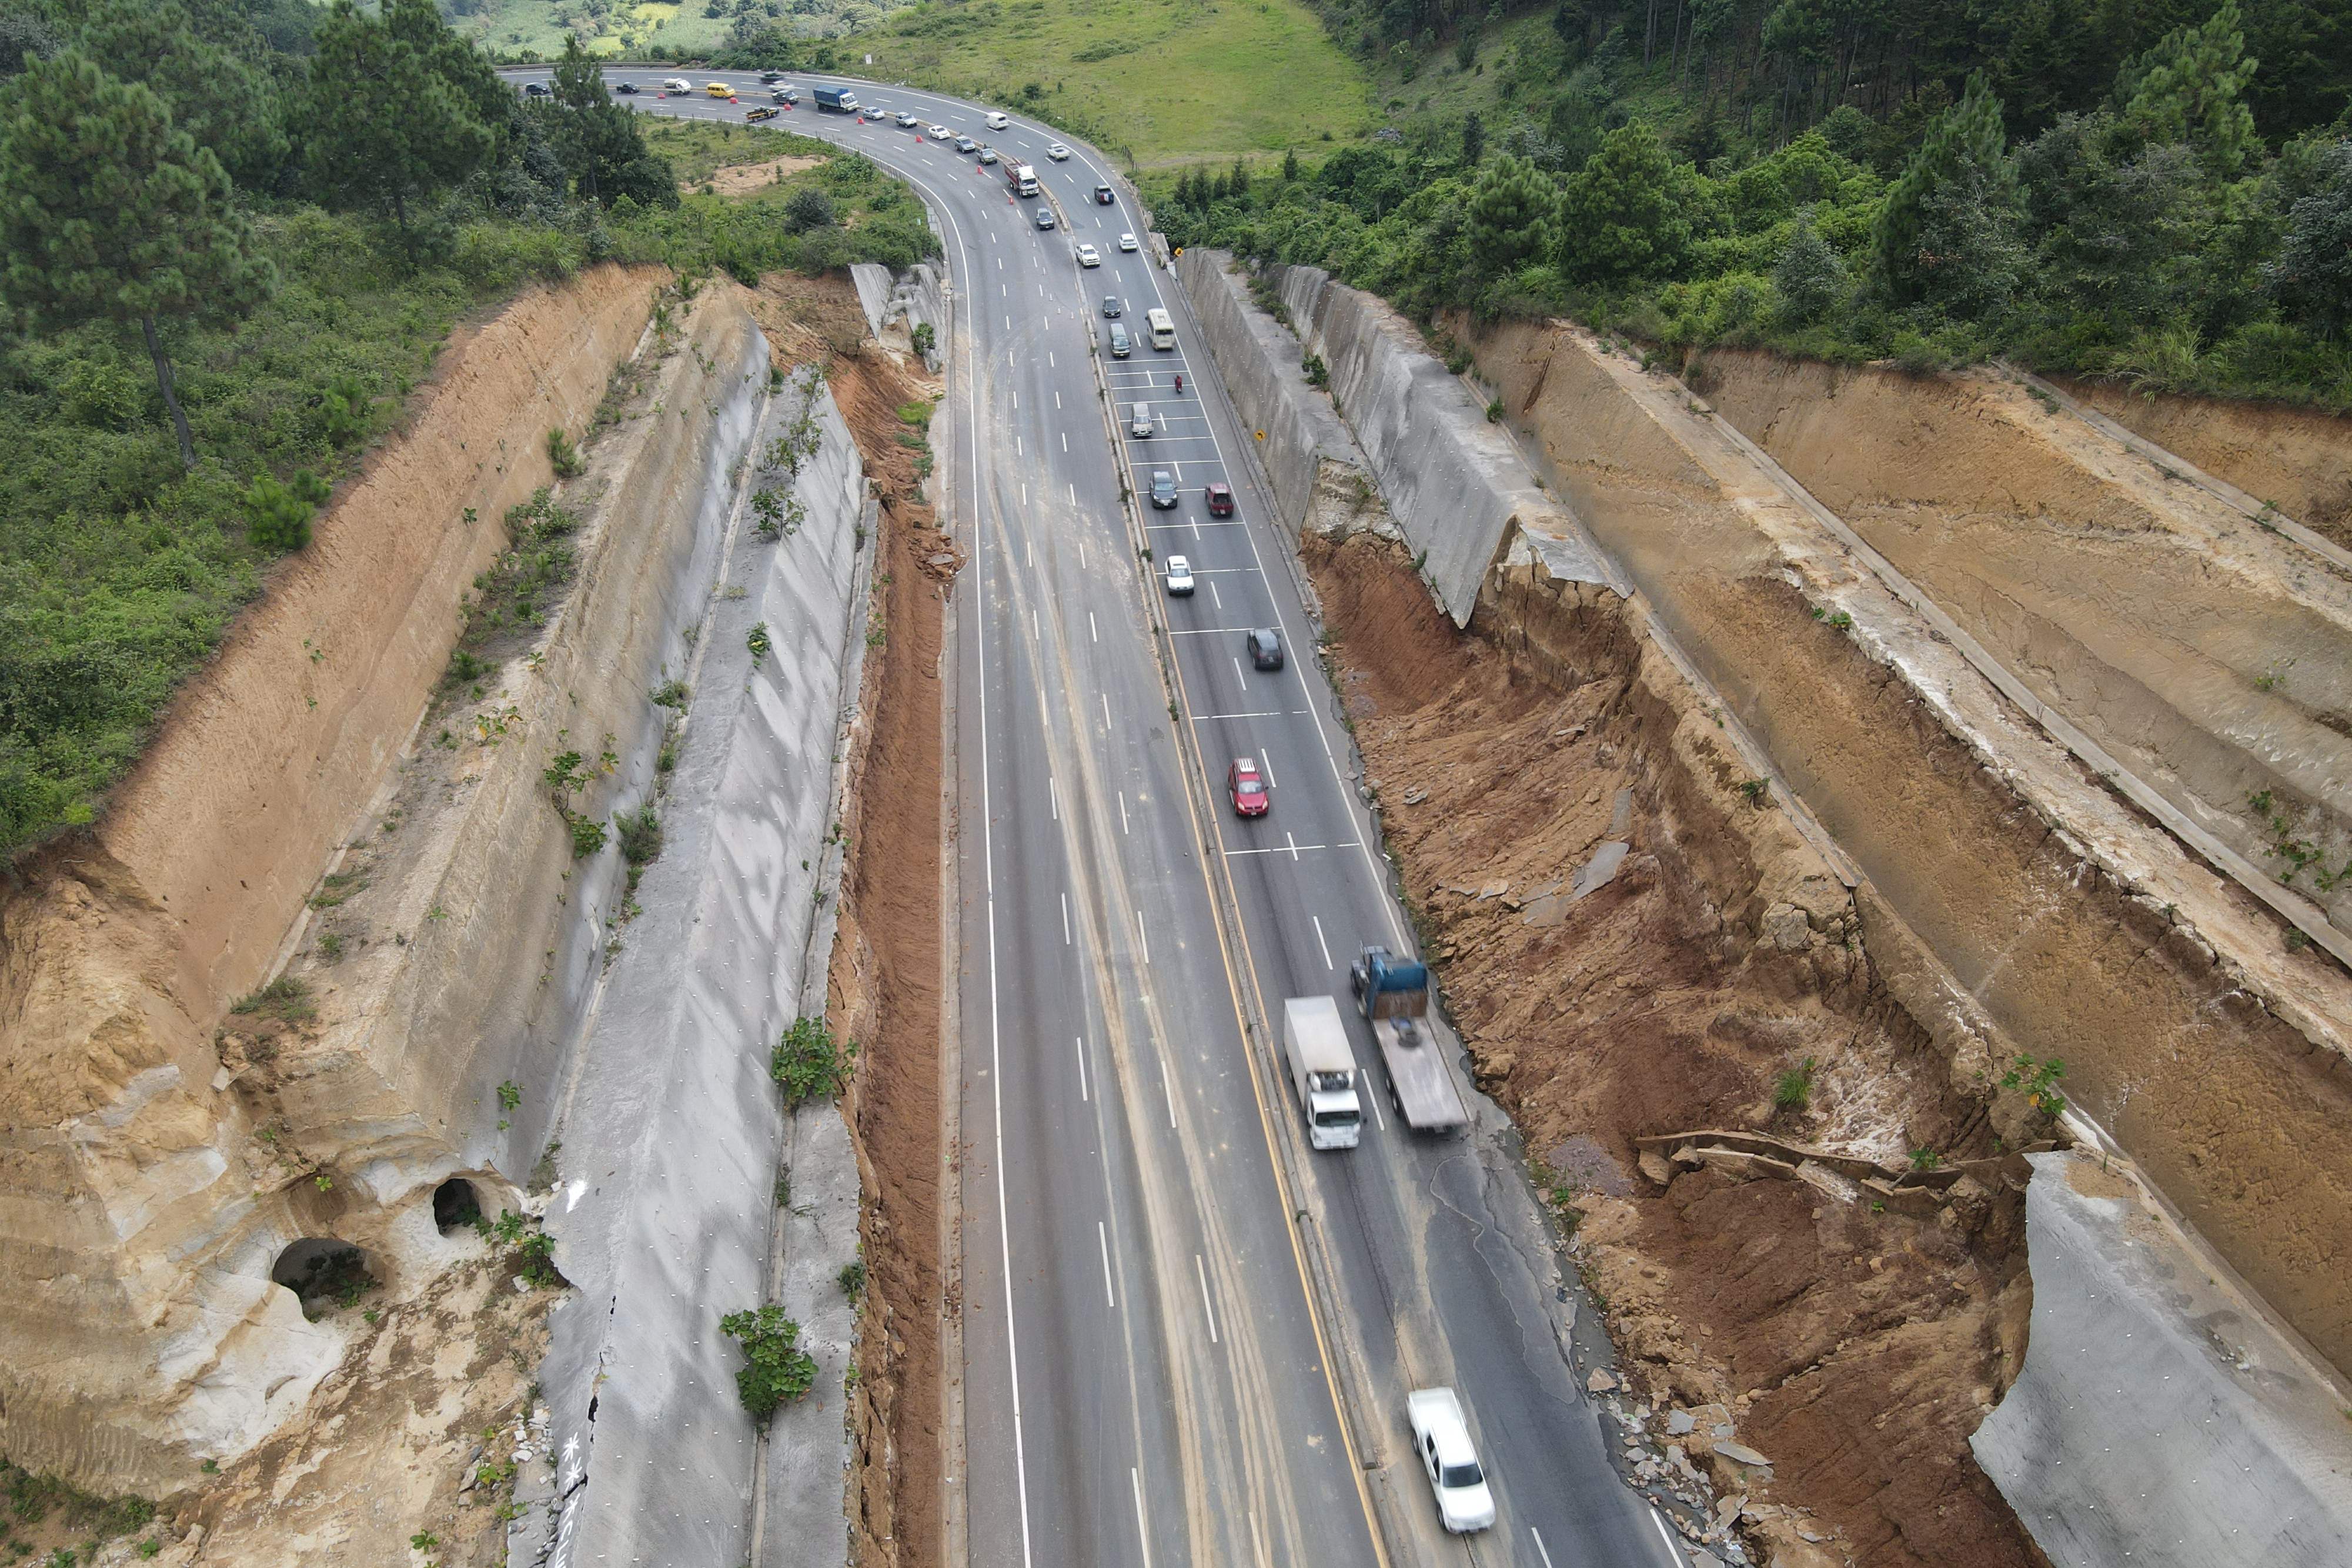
512 67 1687 1568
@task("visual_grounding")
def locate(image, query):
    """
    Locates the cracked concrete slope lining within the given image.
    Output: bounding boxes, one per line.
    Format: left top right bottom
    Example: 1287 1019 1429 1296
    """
529 338 872 1568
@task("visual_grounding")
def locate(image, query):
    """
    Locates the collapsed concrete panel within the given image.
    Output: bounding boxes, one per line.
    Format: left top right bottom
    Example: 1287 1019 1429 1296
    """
1973 1151 2352 1568
1262 262 1571 624
1175 248 1389 540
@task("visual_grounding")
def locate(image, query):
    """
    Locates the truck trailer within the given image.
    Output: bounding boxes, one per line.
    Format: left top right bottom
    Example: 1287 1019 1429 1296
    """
812 84 858 112
1349 947 1470 1132
1282 996 1362 1150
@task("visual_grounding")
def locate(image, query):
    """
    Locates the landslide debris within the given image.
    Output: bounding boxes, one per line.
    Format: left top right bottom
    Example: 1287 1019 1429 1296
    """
1310 532 2037 1567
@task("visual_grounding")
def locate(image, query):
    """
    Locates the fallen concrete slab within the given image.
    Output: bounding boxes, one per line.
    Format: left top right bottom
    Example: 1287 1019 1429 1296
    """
1973 1151 2352 1568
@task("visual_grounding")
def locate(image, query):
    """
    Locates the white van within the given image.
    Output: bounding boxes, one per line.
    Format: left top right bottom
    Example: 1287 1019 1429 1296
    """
985 111 1010 130
1145 307 1176 351
1131 403 1152 437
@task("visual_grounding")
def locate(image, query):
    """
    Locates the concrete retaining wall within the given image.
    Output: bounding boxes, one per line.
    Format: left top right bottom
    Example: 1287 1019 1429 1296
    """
1175 249 1387 540
534 360 873 1568
1265 263 1573 624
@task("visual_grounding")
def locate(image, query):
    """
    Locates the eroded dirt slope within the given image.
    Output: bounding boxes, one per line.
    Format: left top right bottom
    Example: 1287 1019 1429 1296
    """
1311 533 2036 1568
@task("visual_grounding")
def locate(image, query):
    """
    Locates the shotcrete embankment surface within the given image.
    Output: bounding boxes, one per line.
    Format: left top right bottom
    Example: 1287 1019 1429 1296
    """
1264 262 1569 623
537 366 870 1568
1973 1153 2352 1568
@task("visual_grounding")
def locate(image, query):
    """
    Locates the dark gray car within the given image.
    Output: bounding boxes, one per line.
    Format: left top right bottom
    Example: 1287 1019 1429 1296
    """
1035 206 1057 230
1248 628 1284 670
1102 295 1122 317
1150 470 1178 509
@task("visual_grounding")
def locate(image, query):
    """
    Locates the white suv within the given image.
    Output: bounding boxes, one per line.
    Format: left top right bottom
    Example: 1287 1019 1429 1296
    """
1406 1389 1496 1533
1075 243 1101 268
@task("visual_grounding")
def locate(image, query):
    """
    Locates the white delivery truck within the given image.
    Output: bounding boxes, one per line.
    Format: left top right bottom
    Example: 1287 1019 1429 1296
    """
1283 996 1362 1150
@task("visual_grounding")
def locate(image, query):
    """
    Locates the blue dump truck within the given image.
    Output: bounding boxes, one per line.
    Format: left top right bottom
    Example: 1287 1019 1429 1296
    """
813 84 858 112
1349 947 1471 1131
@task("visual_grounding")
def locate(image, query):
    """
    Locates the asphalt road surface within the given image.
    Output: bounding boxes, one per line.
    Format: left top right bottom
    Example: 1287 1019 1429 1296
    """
509 67 1690 1568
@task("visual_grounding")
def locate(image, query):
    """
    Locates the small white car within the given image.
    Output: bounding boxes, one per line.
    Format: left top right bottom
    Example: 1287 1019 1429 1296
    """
1118 232 1139 252
1164 555 1195 596
928 123 951 140
985 110 1010 129
1406 1388 1496 1534
1075 243 1101 268
1046 142 1072 161
896 111 919 128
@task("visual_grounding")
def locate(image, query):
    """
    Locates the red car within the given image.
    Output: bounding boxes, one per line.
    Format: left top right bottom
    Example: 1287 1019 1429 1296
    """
1205 481 1235 517
1228 757 1269 817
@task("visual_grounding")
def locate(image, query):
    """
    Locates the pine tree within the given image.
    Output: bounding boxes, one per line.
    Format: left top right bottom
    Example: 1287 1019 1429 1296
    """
303 0 502 233
1873 72 2018 307
1230 156 1250 197
1772 207 1849 323
74 0 288 192
2118 0 2261 176
1556 122 1688 281
1282 146 1300 184
2265 139 2352 333
1466 154 1552 273
1461 109 1486 167
0 50 274 469
546 34 674 206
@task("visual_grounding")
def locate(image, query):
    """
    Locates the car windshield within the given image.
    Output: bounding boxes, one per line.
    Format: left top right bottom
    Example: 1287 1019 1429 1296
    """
1314 1107 1357 1126
1237 777 1264 795
1440 1460 1485 1489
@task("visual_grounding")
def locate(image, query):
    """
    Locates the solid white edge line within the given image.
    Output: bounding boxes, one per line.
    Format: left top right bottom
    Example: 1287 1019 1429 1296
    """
1648 1507 1685 1565
1131 1467 1153 1568
1195 1253 1221 1345
1098 1220 1115 1308
1075 1034 1089 1103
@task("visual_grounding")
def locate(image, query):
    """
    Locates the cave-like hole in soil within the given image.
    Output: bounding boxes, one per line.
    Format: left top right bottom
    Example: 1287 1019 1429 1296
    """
270 1238 377 1320
433 1178 482 1235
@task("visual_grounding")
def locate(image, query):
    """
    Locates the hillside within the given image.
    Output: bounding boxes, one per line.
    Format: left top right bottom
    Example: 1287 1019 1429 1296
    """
1142 0 2351 409
0 0 934 855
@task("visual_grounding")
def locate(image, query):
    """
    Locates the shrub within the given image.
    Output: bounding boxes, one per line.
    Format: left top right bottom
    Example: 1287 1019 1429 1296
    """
771 1015 851 1108
1773 1056 1816 1110
615 805 663 865
547 427 582 478
747 621 773 661
910 321 936 356
242 470 330 553
568 814 607 858
837 1258 866 1299
720 1305 818 1419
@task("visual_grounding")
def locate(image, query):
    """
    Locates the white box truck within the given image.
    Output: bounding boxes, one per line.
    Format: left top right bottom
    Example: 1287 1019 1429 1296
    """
1283 996 1362 1150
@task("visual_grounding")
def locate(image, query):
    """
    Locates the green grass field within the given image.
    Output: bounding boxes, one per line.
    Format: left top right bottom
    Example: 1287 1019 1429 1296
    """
449 0 732 61
850 0 1375 168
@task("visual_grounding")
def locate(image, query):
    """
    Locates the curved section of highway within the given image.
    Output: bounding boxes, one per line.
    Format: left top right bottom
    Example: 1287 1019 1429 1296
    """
515 66 1686 1568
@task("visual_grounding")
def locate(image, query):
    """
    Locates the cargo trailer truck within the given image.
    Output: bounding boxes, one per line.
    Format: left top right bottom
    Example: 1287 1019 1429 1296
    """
813 85 858 112
1349 947 1470 1132
1283 997 1362 1149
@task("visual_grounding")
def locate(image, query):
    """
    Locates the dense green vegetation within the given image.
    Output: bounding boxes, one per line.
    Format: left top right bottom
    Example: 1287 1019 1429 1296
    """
1158 0 2352 403
0 0 935 855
